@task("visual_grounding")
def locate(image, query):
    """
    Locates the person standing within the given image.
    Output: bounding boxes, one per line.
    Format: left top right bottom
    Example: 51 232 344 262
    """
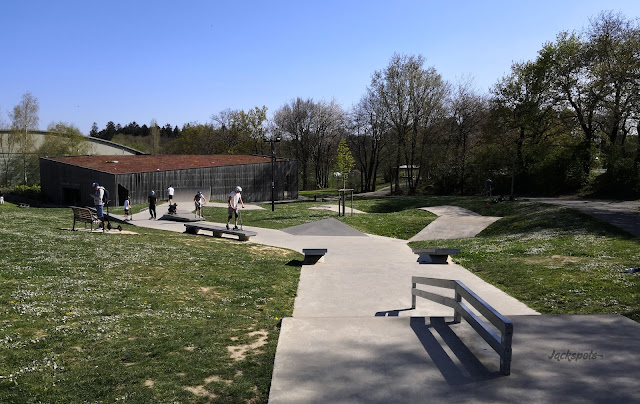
0 189 4 205
167 185 174 204
486 178 493 197
227 186 245 230
92 182 105 226
194 191 203 218
148 190 157 219
123 196 131 221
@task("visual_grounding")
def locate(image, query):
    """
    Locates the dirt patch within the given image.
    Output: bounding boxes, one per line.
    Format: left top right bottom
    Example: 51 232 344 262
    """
61 228 139 235
144 379 154 388
184 385 216 400
204 375 233 385
198 286 223 299
227 330 269 361
248 245 291 257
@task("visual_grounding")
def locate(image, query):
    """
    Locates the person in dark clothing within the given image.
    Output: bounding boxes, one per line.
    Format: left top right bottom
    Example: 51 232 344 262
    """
148 190 157 219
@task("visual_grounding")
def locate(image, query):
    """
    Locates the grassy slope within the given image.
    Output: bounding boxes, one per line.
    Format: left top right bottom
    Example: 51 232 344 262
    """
0 204 301 403
406 198 640 322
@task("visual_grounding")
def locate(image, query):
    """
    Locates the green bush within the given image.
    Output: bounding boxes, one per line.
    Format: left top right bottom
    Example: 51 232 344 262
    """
10 184 42 200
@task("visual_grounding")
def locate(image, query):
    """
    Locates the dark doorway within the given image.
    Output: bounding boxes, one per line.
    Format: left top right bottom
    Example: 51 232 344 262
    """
118 184 129 206
62 187 81 206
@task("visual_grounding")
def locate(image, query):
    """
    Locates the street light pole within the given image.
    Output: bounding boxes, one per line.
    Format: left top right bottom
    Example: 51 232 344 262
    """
263 136 281 211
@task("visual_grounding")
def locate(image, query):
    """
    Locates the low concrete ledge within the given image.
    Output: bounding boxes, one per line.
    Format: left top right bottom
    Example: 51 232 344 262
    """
184 223 257 241
412 248 460 264
302 248 328 265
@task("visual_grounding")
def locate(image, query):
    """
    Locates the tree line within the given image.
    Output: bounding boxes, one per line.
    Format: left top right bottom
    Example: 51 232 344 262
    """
3 11 639 197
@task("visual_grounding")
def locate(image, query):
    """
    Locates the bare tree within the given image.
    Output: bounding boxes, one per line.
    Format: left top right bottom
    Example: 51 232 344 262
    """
371 54 449 194
310 100 345 188
350 89 389 192
150 119 160 154
10 92 39 185
0 107 17 186
446 78 489 194
273 98 316 190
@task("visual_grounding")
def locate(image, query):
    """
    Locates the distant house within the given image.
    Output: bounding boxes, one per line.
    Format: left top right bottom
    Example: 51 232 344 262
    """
40 155 298 206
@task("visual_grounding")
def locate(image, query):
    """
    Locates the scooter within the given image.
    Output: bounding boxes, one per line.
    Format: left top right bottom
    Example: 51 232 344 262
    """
104 201 122 231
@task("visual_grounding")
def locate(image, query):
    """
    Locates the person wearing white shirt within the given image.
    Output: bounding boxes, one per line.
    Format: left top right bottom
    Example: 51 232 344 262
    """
167 185 174 204
226 186 245 230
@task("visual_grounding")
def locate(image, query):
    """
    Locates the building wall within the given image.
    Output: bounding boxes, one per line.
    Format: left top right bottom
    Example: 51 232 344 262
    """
40 159 115 207
40 158 298 207
0 130 143 155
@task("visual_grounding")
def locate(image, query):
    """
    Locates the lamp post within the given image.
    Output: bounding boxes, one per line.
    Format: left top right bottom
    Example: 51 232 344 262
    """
263 136 281 211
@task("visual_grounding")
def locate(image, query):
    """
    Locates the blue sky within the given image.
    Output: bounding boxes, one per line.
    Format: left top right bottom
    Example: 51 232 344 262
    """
3 0 640 135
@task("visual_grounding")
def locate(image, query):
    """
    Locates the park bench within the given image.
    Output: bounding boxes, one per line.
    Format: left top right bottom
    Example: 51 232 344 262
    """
184 223 257 241
70 206 102 231
411 276 513 375
302 248 327 265
412 248 461 264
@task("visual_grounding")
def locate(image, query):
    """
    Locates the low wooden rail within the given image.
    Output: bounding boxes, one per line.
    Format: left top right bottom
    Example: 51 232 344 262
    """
411 276 513 375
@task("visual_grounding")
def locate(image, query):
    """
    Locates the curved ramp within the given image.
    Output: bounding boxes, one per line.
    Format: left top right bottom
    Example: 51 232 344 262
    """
409 206 501 241
282 218 367 237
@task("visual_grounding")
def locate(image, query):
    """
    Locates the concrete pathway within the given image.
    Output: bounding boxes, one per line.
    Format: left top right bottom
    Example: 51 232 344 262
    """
410 206 502 241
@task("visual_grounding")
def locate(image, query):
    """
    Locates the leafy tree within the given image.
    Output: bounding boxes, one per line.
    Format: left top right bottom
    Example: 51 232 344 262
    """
104 121 117 140
40 122 90 157
334 139 355 189
229 106 268 154
90 122 99 137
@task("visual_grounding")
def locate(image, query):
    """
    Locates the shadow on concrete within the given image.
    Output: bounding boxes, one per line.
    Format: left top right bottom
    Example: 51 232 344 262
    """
269 315 640 403
410 317 501 385
375 308 414 317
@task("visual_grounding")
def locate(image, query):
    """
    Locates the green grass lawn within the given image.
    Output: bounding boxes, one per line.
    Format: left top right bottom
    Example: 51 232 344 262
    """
202 198 436 240
407 198 640 322
2 194 640 402
0 203 301 403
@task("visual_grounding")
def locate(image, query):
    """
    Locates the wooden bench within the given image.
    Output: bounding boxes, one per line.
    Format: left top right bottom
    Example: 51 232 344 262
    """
412 248 460 264
184 223 257 241
71 206 101 231
302 248 328 264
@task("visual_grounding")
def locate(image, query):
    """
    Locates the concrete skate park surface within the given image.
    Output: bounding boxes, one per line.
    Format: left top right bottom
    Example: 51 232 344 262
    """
270 314 640 403
410 206 502 241
111 200 640 403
